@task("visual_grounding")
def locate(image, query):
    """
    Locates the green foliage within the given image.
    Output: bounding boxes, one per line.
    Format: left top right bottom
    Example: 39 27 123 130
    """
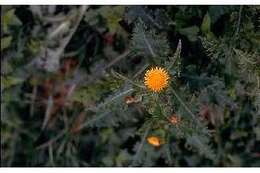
208 6 234 23
84 6 125 34
1 5 260 167
201 12 215 39
2 9 22 34
1 75 24 91
1 36 13 51
99 6 125 33
179 26 199 42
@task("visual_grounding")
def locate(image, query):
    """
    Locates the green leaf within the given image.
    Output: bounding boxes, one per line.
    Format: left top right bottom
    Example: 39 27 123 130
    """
201 12 211 34
1 76 24 91
99 6 125 33
101 128 113 143
1 36 12 51
179 26 199 42
27 38 41 55
3 9 22 34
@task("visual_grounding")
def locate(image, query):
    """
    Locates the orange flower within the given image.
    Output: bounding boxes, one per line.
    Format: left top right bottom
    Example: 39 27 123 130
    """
144 67 170 92
147 136 163 147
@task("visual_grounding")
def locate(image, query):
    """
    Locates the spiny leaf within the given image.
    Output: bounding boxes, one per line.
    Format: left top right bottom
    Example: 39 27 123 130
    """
186 134 215 160
131 19 170 59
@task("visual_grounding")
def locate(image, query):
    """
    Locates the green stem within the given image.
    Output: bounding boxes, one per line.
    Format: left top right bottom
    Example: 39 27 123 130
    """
112 70 145 89
48 144 55 166
131 121 152 166
235 5 243 37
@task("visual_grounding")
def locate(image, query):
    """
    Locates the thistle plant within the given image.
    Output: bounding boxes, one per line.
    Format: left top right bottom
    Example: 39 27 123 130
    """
1 5 259 167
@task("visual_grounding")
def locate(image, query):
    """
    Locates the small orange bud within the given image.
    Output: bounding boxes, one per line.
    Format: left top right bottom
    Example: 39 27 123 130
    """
169 114 180 125
147 136 163 147
124 96 136 105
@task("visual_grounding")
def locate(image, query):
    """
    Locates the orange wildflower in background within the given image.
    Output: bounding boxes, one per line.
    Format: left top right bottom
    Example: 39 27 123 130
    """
147 136 163 147
144 67 170 92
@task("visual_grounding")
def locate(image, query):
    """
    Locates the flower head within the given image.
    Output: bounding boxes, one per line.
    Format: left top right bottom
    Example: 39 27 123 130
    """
147 136 163 147
144 67 170 92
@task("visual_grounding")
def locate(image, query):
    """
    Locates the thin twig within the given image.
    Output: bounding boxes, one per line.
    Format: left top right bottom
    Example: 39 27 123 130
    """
167 39 182 70
48 144 55 166
235 5 243 37
42 95 53 130
54 5 88 59
30 85 37 117
112 70 145 89
133 63 149 79
42 14 73 23
171 87 196 120
105 50 130 69
97 88 134 110
36 130 66 150
77 112 111 131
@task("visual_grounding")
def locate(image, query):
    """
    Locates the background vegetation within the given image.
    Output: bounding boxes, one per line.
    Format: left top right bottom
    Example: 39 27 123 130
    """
1 5 260 167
